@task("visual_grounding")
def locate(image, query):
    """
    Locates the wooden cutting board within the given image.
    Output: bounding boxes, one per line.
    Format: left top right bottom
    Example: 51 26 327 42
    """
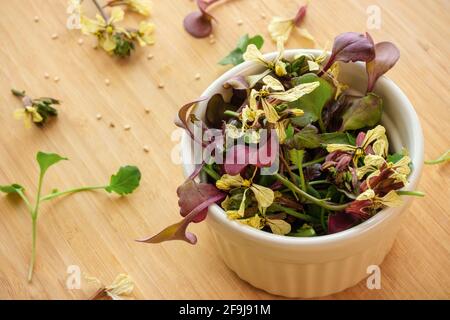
0 0 448 299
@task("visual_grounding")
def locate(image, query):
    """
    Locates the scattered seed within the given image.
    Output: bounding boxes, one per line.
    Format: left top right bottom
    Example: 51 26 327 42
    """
78 38 84 45
109 122 115 128
143 146 150 153
145 108 150 114
92 44 98 49
158 83 164 89
44 73 50 79
261 13 267 19
53 76 60 82
209 38 216 45
209 34 215 39
96 114 102 120
147 54 154 60
195 73 201 80
124 124 131 131
51 33 58 40
237 19 243 26
105 79 111 86
34 16 39 23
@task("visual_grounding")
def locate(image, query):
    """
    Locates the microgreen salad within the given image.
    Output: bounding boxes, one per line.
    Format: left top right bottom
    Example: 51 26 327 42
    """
139 32 424 245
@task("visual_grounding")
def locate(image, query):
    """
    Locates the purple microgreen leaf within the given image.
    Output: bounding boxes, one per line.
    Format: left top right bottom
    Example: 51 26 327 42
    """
293 4 308 26
137 180 225 244
175 98 208 143
366 42 400 93
224 135 278 175
328 211 359 234
183 0 221 38
322 32 375 72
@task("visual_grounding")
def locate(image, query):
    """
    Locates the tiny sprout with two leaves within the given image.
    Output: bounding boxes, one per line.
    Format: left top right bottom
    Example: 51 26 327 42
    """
0 151 141 281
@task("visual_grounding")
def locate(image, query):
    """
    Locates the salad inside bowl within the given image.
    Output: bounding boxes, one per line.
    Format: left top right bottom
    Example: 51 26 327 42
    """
139 32 424 245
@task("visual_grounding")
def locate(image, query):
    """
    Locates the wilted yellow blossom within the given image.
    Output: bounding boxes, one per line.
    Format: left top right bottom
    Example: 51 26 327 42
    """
14 106 43 129
216 174 275 216
123 0 152 16
80 7 127 53
266 219 292 235
357 189 403 208
135 21 155 46
327 125 389 157
243 38 288 77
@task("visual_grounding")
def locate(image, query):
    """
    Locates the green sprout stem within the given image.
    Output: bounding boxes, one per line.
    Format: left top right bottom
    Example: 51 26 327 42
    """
296 150 307 192
223 110 241 118
270 204 319 223
202 165 221 181
28 172 44 282
40 186 107 201
424 150 450 165
397 190 425 197
274 174 349 211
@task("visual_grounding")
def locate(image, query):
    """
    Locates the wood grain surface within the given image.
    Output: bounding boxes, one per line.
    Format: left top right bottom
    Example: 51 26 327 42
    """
0 0 449 299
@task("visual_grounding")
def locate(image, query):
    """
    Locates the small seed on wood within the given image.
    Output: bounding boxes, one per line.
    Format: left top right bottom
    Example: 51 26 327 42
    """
105 79 111 86
53 76 60 82
124 124 131 131
78 38 84 45
143 146 150 153
51 33 58 40
34 16 40 23
96 114 102 120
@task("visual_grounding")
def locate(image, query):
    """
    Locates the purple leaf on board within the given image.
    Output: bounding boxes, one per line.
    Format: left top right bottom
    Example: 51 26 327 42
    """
293 4 308 26
322 32 375 72
137 180 225 244
366 42 400 92
183 0 221 38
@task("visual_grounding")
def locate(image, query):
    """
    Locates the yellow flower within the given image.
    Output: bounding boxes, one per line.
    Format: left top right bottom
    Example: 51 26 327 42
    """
104 274 134 300
268 17 294 43
268 16 315 44
275 120 289 144
124 0 152 16
266 219 291 235
80 7 126 52
357 154 411 184
135 21 155 46
328 62 349 99
356 189 403 208
327 125 389 157
248 76 319 125
13 106 43 129
243 38 288 77
216 174 275 216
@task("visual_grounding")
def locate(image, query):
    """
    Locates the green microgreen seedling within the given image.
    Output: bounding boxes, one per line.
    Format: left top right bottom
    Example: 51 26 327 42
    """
0 151 141 281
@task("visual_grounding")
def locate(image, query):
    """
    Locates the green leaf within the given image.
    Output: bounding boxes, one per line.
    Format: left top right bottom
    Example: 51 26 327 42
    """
290 224 316 237
387 152 403 164
285 124 294 140
219 34 264 66
36 152 68 176
290 74 335 127
0 184 25 194
285 125 321 149
105 166 141 195
320 132 356 145
340 93 383 131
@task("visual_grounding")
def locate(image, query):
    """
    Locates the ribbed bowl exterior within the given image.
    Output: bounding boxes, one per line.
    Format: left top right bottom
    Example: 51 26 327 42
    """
207 218 399 298
181 49 424 299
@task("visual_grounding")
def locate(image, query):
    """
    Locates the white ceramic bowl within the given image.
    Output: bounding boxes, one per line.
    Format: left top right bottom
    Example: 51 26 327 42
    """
181 49 424 298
